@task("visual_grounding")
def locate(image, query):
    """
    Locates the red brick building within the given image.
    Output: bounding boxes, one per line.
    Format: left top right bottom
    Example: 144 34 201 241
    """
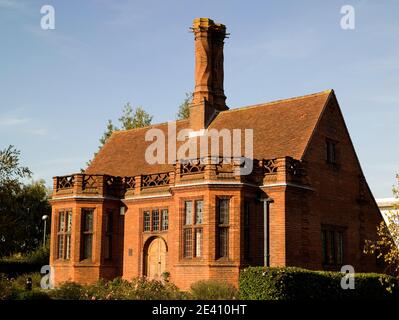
50 18 383 289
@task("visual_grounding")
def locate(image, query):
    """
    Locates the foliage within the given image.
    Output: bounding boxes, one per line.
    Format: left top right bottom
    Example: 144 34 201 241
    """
0 273 14 299
0 179 51 257
15 289 50 300
239 267 399 300
87 102 153 166
0 272 48 300
0 145 51 258
119 103 153 130
51 277 186 300
0 259 44 278
50 281 85 300
364 174 399 277
189 280 238 300
1 274 184 301
0 145 31 185
6 269 398 300
99 119 117 147
10 272 42 290
176 92 192 120
124 277 185 300
162 271 170 282
0 241 49 278
24 240 50 266
99 102 153 147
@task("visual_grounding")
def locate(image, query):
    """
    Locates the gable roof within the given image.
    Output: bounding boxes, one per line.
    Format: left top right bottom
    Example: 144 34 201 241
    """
85 90 332 177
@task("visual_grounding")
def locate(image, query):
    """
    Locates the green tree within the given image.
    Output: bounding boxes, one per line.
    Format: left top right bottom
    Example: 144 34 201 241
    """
99 102 153 146
0 145 31 186
119 103 153 130
99 119 117 147
176 92 192 120
364 174 399 279
86 103 153 167
15 180 51 252
0 146 50 257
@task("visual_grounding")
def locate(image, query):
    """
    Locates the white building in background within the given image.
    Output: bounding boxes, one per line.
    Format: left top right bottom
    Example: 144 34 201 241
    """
376 198 399 219
376 198 399 248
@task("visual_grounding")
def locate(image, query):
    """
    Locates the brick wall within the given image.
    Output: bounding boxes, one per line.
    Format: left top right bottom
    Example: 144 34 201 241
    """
285 96 384 272
50 96 384 289
50 199 122 285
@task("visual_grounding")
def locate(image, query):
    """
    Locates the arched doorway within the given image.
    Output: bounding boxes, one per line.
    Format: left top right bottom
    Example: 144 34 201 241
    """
143 237 167 279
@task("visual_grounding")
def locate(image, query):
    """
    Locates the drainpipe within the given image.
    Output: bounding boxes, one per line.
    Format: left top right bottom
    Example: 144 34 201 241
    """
260 197 273 267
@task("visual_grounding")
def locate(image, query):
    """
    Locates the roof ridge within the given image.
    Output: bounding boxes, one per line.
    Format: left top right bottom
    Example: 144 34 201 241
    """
87 90 335 177
113 118 189 134
224 89 333 114
111 90 332 134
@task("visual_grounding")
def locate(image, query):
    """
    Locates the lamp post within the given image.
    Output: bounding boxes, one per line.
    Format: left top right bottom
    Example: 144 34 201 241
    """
42 215 49 247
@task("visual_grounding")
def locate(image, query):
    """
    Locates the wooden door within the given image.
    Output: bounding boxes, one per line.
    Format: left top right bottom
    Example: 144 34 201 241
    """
145 238 166 279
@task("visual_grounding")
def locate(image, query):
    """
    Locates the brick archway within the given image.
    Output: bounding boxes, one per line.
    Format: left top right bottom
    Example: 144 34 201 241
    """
143 236 168 279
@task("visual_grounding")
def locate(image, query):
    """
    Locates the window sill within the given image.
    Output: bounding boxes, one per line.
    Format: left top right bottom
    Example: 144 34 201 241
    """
209 260 238 267
78 259 95 265
179 257 205 264
54 259 71 264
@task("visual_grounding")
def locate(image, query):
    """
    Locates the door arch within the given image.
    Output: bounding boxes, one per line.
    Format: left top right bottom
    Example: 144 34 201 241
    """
143 237 167 279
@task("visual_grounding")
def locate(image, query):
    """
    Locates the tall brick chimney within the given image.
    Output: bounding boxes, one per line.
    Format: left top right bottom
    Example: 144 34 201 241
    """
189 18 229 131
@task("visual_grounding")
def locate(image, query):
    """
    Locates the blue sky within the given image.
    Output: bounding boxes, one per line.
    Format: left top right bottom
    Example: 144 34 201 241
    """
0 0 398 198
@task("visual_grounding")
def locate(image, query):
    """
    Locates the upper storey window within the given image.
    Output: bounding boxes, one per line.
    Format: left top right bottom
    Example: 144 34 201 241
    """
326 139 338 164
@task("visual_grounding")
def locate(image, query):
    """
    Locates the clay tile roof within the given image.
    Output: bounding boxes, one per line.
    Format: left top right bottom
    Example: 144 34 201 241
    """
85 90 332 177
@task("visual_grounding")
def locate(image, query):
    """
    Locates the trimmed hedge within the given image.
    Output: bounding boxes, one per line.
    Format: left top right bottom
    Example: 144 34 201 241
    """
0 244 49 277
15 290 50 300
239 267 399 300
0 260 44 277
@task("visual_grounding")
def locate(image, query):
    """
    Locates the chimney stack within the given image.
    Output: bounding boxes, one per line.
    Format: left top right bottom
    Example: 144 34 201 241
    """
189 18 228 130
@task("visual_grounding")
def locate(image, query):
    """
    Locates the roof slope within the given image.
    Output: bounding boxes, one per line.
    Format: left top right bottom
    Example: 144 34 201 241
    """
86 90 332 177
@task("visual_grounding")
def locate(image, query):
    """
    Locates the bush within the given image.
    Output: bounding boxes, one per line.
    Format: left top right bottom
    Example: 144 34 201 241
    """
0 244 49 277
0 273 14 300
189 280 238 300
126 277 186 300
15 289 50 300
239 267 399 300
51 277 186 300
83 278 128 300
0 243 49 277
12 273 43 291
24 242 50 266
0 272 49 300
50 281 85 300
0 259 43 277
